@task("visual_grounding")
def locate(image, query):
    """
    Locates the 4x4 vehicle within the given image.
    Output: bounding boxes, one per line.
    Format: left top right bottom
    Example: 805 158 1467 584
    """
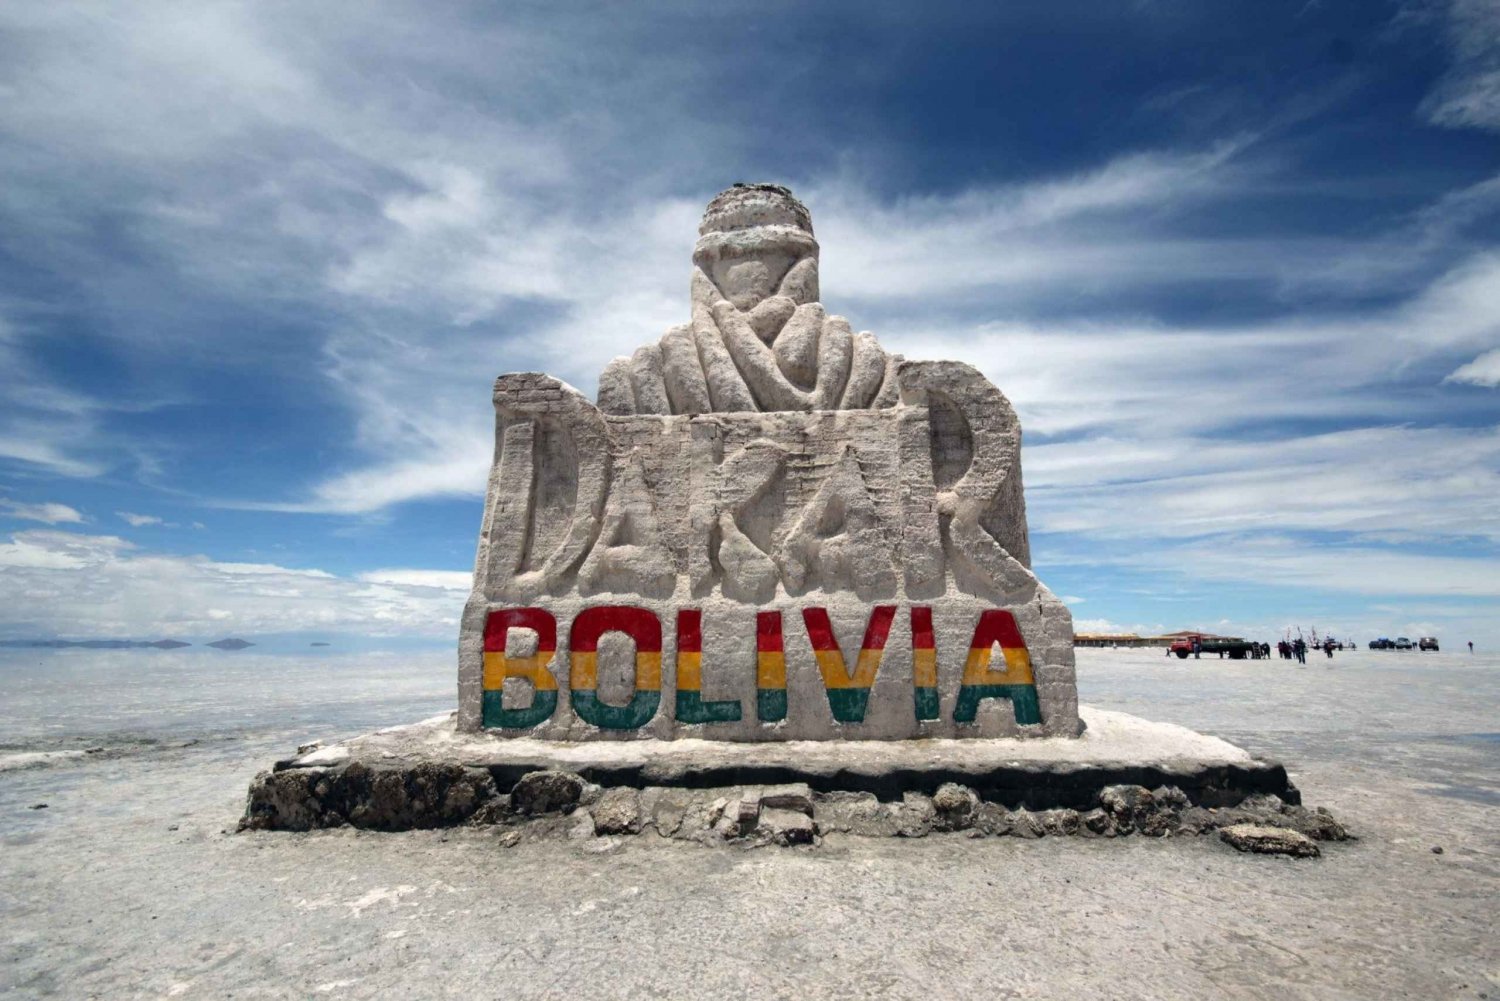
1369 638 1392 650
1394 637 1414 650
1419 637 1439 651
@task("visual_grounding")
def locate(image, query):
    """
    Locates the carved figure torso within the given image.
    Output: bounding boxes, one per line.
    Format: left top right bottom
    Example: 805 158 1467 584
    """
598 184 899 415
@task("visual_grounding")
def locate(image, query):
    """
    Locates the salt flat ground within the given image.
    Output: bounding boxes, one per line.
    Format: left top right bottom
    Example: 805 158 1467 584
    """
0 645 1495 1000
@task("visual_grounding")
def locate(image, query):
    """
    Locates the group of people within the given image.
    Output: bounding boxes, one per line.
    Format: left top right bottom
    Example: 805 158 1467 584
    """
1276 638 1338 663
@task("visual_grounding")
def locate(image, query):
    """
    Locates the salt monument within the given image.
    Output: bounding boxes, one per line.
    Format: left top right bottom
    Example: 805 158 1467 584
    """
458 183 1077 741
243 184 1334 846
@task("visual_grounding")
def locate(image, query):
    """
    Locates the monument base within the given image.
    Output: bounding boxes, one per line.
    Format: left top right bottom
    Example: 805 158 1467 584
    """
240 709 1349 846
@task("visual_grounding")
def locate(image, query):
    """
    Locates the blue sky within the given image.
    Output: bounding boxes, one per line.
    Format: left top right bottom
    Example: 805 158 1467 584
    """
1 0 1497 648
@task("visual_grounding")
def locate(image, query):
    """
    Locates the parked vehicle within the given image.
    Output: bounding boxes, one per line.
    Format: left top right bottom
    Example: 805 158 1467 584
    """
1169 635 1256 660
1394 637 1414 650
1369 638 1392 650
1419 637 1439 651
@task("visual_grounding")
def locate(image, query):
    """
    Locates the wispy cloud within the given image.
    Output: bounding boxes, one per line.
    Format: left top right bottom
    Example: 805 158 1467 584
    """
0 499 84 525
1132 535 1500 598
1446 347 1500 386
0 1 1495 647
1417 0 1500 132
1028 424 1500 542
259 151 1500 514
359 569 473 590
1073 617 1164 636
0 530 465 638
0 320 110 478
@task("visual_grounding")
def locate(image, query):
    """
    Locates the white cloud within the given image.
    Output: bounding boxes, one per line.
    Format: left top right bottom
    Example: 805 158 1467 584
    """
327 163 576 319
0 433 105 478
1392 251 1500 350
1026 425 1500 543
0 1 612 486
0 499 84 525
116 511 163 527
1445 347 1500 386
251 189 703 514
209 562 335 579
1071 617 1177 637
0 0 1494 648
2 0 1493 516
0 322 111 478
296 438 495 515
0 531 132 570
1126 536 1500 599
0 530 465 638
262 151 1499 514
808 141 1266 303
359 569 473 590
1419 0 1500 132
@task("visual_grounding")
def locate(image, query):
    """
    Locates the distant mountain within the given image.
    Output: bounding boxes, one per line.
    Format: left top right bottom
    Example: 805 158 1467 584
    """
206 638 254 650
0 638 193 650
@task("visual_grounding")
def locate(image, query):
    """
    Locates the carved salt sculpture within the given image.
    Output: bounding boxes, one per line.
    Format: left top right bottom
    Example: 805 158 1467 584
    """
458 183 1078 740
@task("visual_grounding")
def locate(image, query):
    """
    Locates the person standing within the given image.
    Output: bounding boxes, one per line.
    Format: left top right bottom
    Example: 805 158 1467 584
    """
1469 641 1474 654
1294 638 1307 664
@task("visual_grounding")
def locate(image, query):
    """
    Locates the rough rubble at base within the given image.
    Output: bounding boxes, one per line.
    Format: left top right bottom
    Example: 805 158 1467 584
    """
241 766 1348 849
239 708 1348 848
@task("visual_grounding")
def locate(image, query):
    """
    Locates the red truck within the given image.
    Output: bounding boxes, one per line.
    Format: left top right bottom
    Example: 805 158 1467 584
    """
1169 634 1256 660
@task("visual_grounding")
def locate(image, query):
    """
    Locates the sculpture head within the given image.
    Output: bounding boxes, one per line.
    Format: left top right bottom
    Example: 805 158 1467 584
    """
694 183 819 311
